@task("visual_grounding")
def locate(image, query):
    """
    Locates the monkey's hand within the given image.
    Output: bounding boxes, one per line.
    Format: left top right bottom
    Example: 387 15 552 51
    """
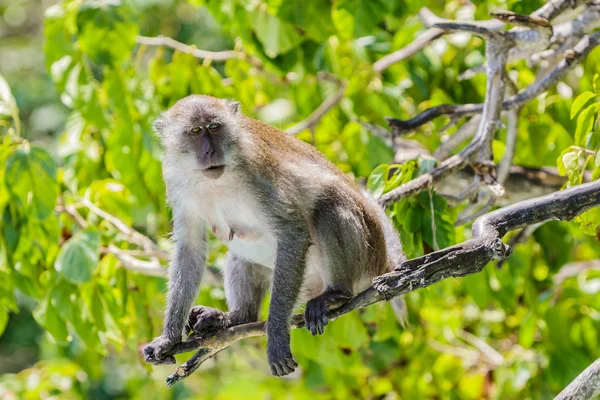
143 336 178 365
188 306 229 335
266 330 298 376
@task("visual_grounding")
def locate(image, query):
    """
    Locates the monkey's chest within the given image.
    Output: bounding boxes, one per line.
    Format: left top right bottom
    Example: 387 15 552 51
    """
196 185 277 268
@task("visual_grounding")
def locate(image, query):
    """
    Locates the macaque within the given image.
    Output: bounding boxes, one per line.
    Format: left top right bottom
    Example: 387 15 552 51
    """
143 95 404 376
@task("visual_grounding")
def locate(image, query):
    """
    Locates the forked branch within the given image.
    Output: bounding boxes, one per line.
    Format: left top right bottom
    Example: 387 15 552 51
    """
387 31 600 134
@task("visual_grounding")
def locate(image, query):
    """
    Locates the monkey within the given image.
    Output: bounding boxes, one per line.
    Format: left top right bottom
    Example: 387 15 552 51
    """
143 95 405 376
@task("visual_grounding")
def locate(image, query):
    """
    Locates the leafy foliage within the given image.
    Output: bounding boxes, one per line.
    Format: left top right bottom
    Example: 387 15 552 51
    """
0 0 599 399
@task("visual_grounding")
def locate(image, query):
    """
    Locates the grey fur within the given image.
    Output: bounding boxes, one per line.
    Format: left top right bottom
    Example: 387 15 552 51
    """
143 95 406 375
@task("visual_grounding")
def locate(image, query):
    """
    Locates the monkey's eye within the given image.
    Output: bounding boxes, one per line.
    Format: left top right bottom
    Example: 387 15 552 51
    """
207 122 220 131
190 127 201 135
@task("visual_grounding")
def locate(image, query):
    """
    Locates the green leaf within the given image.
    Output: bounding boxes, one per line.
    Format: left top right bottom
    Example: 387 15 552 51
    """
570 91 595 119
367 164 388 197
33 295 69 344
519 313 536 348
0 73 16 117
403 206 421 233
55 229 100 284
88 284 107 332
278 0 335 42
557 150 581 186
251 7 303 57
418 158 436 175
418 191 455 250
76 2 138 67
593 165 600 180
5 145 58 220
328 313 369 350
557 149 577 176
574 103 598 146
0 308 8 336
338 0 389 37
576 208 600 236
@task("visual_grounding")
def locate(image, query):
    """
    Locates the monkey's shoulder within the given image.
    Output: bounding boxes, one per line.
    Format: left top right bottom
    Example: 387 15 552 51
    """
240 116 354 185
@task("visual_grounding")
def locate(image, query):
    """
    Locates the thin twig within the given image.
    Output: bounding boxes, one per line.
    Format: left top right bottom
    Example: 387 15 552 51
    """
456 195 497 226
79 197 164 254
136 35 241 62
553 259 600 284
433 116 480 161
107 245 168 278
57 204 169 278
285 86 346 135
457 329 504 366
373 28 444 73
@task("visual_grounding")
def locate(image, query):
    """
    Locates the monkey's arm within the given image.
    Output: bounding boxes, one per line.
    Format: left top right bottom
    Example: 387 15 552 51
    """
266 225 311 376
144 204 207 364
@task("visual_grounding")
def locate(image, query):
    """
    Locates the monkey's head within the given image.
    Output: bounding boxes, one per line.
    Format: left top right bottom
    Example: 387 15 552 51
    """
153 95 242 180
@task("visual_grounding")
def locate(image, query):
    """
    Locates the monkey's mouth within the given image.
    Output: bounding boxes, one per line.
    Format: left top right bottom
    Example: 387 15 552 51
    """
202 165 226 179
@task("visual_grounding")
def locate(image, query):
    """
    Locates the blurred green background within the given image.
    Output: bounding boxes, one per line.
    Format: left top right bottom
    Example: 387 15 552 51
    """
0 0 599 399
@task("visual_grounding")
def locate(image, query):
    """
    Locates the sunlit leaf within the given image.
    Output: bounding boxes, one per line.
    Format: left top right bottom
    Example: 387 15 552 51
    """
33 295 69 344
5 145 57 220
570 91 595 119
55 229 100 284
574 103 598 146
367 164 388 197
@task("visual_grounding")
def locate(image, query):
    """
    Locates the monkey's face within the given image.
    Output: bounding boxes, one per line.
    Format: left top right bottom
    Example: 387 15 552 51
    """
153 95 242 180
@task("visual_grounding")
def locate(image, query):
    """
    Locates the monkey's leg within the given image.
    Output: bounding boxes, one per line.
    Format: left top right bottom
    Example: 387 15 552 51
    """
266 228 310 376
305 195 366 335
189 253 270 335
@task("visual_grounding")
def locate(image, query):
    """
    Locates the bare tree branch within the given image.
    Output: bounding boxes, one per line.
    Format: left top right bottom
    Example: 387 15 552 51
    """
136 35 241 62
58 203 169 278
553 259 600 284
387 31 600 134
456 195 496 226
79 197 165 254
373 28 444 73
533 0 588 21
433 116 480 161
160 179 600 387
497 108 520 184
105 245 167 278
372 7 504 73
379 23 513 206
554 358 600 400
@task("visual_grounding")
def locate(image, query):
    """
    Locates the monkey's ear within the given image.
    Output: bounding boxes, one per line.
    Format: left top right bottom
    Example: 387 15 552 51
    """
153 116 166 136
227 101 240 115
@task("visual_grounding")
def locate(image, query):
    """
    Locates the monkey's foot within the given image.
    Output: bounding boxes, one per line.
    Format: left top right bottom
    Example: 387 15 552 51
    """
188 306 228 335
143 335 178 365
304 290 350 336
267 340 298 376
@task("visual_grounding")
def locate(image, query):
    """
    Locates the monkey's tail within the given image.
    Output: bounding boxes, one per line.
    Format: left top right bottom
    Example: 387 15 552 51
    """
391 296 408 328
361 189 409 328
